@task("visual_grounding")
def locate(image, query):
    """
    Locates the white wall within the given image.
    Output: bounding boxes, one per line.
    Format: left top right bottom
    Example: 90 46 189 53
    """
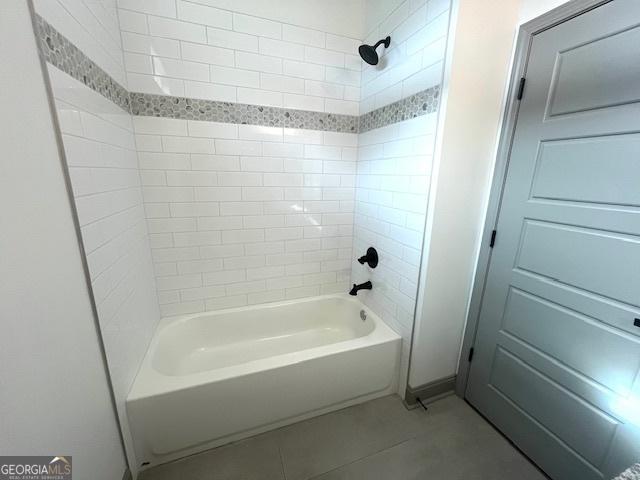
409 0 520 388
135 117 355 316
0 2 126 479
519 0 568 24
118 1 362 114
408 0 568 389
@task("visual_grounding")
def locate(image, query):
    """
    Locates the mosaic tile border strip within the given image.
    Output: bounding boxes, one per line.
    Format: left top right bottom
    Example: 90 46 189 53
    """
34 15 440 134
359 86 440 133
130 93 358 132
34 15 130 112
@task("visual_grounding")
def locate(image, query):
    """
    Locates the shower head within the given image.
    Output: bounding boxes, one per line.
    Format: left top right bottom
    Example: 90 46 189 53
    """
358 36 391 65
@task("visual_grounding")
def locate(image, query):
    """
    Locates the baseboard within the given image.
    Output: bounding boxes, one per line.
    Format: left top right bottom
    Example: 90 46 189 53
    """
403 375 456 409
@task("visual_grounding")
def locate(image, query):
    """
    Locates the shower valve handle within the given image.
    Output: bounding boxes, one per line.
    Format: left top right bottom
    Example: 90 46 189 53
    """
357 247 378 268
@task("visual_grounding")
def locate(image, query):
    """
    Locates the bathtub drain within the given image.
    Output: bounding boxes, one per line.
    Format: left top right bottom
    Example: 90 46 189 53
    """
360 310 367 321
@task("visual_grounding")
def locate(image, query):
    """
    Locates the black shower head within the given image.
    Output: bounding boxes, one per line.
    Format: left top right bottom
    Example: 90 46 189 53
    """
358 36 391 65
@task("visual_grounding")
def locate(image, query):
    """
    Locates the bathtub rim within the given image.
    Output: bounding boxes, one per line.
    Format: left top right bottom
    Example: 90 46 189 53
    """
128 294 400 401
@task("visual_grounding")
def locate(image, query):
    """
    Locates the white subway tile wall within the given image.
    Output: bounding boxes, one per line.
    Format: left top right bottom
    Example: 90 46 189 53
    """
34 0 126 85
134 116 356 316
118 2 362 114
47 64 160 468
351 0 450 393
360 0 449 113
352 114 437 388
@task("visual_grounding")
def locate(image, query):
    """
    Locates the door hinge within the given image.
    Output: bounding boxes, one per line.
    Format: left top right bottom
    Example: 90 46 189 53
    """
489 230 497 248
517 77 526 100
468 347 475 362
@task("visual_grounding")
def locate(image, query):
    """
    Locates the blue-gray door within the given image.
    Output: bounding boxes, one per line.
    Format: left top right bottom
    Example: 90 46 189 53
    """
466 1 640 479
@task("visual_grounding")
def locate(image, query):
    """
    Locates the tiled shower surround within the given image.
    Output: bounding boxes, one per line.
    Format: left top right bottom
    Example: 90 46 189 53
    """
33 0 450 422
32 0 157 471
353 0 450 390
352 113 437 391
129 93 360 132
136 116 357 316
117 1 363 116
35 12 439 133
45 62 159 473
361 0 449 114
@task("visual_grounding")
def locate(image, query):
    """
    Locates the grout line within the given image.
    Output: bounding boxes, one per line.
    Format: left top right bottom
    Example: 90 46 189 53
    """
303 438 416 480
64 163 140 171
52 90 133 130
126 11 361 63
135 2 364 42
56 0 126 77
74 184 142 199
282 399 433 480
82 215 148 256
277 441 288 480
77 199 144 228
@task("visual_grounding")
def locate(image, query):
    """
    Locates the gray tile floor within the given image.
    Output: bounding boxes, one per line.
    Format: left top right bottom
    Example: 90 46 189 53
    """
140 394 547 480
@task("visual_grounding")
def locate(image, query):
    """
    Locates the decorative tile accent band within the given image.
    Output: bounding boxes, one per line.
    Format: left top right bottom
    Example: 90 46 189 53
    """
34 15 130 112
130 93 359 132
359 86 440 133
34 15 440 134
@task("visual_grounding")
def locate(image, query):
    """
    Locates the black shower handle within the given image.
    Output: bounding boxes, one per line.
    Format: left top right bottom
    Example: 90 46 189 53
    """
357 247 378 268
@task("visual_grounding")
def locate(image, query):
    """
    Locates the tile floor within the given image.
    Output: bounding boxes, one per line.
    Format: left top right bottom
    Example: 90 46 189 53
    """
139 394 547 480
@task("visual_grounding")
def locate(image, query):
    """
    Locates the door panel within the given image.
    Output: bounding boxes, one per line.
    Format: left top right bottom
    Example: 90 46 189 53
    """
497 332 619 417
531 135 640 206
489 347 618 466
549 24 640 116
466 1 640 478
516 220 640 306
485 382 604 480
502 288 640 393
511 270 640 337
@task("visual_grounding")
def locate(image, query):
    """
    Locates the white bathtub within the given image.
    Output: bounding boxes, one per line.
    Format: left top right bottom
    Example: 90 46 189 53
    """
127 294 401 467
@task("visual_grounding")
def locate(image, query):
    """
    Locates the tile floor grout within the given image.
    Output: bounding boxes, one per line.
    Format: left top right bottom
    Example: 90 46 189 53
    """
277 442 288 480
305 432 423 480
303 404 432 480
273 399 427 480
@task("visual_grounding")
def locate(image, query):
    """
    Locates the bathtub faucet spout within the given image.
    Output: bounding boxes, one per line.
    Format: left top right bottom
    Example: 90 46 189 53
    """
349 281 372 296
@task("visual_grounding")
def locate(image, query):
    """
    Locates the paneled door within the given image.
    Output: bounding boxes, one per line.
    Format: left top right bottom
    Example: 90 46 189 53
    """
466 1 640 479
